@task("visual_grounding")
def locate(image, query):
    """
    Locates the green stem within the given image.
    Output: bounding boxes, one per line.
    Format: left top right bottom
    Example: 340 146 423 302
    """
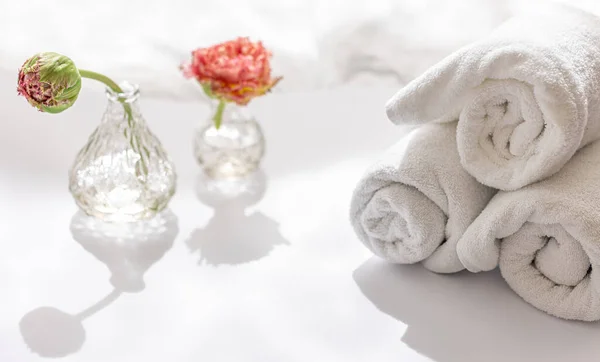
79 69 122 93
213 99 226 129
79 69 133 125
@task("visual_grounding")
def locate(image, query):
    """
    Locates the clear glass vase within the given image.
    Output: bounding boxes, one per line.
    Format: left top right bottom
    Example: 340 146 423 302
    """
69 83 176 222
193 101 265 178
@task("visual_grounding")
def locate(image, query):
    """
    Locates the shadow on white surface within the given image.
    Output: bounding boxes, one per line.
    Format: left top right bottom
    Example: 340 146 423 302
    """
18 210 179 358
19 290 121 359
70 209 179 292
187 170 288 266
353 258 600 362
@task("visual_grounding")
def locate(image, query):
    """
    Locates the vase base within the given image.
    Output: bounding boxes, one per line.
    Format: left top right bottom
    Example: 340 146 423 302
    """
75 208 164 223
202 159 260 179
71 185 171 223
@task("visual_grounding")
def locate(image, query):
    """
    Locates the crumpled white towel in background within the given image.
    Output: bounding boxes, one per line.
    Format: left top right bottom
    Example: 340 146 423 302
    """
457 139 600 321
385 4 600 191
0 0 523 99
1 1 598 100
350 123 495 273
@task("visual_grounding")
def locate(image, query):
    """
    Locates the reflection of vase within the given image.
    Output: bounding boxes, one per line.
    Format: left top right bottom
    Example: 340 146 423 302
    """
193 100 265 178
18 210 179 359
69 82 177 222
187 170 289 265
188 205 288 266
70 209 179 293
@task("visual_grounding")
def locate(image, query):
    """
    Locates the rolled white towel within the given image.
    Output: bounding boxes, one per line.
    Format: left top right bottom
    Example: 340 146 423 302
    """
350 123 495 273
385 4 600 190
457 140 600 321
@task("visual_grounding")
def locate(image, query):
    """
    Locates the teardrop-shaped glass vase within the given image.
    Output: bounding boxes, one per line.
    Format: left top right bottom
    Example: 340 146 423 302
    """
68 83 176 222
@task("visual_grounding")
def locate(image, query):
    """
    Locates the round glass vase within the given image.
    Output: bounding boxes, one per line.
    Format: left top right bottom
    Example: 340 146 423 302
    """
193 100 265 179
68 83 177 222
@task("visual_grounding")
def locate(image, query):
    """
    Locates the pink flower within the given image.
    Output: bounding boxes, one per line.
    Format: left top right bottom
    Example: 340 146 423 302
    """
181 37 281 105
17 52 82 114
18 66 52 107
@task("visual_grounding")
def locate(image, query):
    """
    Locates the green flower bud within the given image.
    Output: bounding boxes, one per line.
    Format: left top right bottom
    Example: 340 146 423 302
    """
17 52 82 113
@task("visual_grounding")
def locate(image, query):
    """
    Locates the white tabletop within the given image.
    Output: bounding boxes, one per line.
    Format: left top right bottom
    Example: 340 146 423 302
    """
2 72 600 362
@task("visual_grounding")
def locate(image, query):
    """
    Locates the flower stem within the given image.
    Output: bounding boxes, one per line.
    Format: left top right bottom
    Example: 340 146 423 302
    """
79 69 133 124
213 99 226 129
79 69 122 93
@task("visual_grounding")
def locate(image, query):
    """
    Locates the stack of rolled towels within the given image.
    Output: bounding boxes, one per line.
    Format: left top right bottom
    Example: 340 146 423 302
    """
350 4 600 321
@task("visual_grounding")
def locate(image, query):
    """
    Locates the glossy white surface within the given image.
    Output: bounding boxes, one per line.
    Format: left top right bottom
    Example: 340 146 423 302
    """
2 73 600 361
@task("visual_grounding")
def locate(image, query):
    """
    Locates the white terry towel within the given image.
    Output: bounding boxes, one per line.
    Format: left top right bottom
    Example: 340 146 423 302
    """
384 4 600 191
350 123 495 273
457 139 600 321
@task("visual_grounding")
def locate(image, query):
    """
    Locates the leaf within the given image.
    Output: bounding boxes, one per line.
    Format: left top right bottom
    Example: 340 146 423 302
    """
201 82 217 99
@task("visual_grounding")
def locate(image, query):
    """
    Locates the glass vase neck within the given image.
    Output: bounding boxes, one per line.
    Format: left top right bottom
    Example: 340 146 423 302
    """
210 100 252 125
105 82 140 104
102 81 142 125
210 100 244 110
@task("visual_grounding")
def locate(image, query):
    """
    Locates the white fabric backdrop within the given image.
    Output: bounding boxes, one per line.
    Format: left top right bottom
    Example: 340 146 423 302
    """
1 0 598 99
